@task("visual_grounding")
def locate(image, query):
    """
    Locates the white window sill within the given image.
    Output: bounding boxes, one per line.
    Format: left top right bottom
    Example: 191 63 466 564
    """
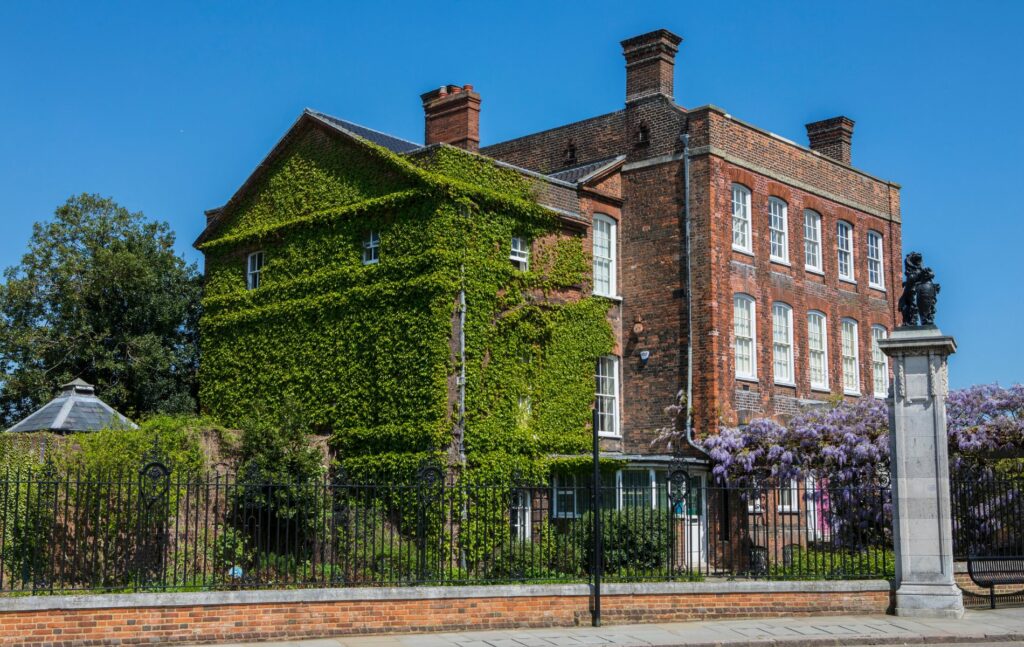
811 385 831 393
770 257 791 267
594 293 623 302
843 390 862 397
873 392 888 400
747 506 764 514
736 375 759 384
868 283 886 292
362 260 379 266
839 277 857 285
732 246 754 257
805 266 824 276
774 380 797 388
778 507 800 514
597 432 622 439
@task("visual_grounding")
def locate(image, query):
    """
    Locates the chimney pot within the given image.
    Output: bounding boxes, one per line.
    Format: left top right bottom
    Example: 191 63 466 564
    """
421 84 482 152
621 28 683 104
805 116 855 165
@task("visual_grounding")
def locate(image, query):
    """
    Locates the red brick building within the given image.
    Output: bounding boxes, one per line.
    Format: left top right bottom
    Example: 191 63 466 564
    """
479 29 900 456
200 27 900 494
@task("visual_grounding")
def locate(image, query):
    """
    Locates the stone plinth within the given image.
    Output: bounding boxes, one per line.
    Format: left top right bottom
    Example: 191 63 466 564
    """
878 326 963 618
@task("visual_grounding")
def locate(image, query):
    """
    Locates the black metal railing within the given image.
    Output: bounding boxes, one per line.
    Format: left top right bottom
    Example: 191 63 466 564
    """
0 464 893 594
951 468 1024 559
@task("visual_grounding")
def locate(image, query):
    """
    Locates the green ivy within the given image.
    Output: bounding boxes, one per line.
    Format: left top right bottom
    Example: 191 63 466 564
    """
199 121 613 487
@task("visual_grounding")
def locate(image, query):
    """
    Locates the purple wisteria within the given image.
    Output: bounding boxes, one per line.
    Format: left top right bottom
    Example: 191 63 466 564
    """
702 384 1024 485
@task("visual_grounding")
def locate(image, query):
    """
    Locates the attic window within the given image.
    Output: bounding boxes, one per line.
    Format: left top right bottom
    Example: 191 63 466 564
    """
510 236 530 271
635 123 650 147
246 251 265 290
362 231 380 265
563 140 577 166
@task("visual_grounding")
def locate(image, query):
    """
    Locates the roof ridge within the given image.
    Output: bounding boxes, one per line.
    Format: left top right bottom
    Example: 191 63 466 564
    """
307 109 422 149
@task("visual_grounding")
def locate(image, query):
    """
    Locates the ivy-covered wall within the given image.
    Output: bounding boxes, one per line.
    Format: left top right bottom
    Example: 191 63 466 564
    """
198 119 613 483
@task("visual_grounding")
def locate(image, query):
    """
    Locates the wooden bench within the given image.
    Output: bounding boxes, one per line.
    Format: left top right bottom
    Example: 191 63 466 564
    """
967 556 1024 609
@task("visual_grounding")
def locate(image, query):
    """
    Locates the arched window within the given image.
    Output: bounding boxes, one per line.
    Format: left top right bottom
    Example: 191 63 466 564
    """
593 214 617 297
871 325 889 398
837 221 854 282
772 302 794 385
732 184 752 254
841 318 860 395
769 197 789 263
807 311 829 390
804 210 822 272
734 294 757 380
867 231 884 289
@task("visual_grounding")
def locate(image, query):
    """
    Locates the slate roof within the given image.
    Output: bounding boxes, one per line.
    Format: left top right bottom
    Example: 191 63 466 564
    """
5 379 137 434
547 156 625 184
307 111 423 154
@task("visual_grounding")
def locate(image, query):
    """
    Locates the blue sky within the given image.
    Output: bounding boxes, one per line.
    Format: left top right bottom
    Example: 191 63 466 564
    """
0 1 1020 388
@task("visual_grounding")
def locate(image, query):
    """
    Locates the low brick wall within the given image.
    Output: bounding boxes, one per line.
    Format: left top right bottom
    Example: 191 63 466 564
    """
0 581 893 646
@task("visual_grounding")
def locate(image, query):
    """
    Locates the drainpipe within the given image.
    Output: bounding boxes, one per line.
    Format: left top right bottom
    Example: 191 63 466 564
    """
680 132 706 457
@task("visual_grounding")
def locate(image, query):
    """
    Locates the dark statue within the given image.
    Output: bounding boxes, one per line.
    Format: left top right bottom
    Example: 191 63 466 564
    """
898 251 940 326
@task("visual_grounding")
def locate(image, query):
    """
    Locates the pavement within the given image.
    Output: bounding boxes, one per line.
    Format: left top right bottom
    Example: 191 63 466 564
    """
206 608 1024 647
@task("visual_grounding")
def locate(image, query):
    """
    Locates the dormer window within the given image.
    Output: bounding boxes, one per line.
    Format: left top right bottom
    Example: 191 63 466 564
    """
362 231 380 265
246 251 265 290
510 236 530 271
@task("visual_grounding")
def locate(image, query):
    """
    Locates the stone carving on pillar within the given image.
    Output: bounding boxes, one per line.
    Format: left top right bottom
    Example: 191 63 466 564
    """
899 252 941 326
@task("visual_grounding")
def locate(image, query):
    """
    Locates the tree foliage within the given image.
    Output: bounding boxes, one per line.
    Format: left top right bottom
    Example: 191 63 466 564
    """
0 194 202 426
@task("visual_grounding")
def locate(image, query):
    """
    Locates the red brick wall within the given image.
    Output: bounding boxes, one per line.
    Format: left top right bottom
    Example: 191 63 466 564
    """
685 109 901 438
0 587 892 646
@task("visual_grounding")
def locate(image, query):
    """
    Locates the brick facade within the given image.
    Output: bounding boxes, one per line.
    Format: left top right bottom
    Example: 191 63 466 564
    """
0 584 892 646
482 29 902 458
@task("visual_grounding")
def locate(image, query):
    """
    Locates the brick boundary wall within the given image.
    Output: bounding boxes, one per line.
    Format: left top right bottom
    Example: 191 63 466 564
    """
0 581 892 646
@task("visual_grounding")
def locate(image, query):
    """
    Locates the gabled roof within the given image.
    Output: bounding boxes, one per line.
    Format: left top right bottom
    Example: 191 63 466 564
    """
5 379 137 434
547 155 625 185
308 111 422 154
195 110 424 247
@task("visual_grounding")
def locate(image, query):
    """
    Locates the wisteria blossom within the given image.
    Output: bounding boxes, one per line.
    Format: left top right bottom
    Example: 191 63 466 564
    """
699 385 1024 486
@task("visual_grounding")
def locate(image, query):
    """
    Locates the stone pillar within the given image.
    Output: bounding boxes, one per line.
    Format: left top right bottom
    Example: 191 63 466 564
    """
878 326 963 618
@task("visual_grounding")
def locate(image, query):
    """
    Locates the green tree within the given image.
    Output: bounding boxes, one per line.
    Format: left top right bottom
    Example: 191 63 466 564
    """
0 194 201 426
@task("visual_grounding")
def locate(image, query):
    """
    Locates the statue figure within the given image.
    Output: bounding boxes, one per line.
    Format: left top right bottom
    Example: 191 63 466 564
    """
898 252 940 326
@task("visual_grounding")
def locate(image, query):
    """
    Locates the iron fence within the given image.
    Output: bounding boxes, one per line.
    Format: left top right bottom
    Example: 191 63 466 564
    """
951 468 1024 559
0 463 893 595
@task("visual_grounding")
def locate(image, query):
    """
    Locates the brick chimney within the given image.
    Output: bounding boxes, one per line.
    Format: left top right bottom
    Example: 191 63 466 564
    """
621 29 683 104
421 84 481 152
805 116 855 165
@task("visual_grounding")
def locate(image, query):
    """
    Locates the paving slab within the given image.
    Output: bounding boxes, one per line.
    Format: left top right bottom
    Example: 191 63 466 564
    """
208 608 1024 647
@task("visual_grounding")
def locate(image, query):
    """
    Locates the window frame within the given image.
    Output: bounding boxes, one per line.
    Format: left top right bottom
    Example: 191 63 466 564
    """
734 294 757 381
617 468 658 511
867 231 885 290
595 355 620 437
772 302 795 386
246 251 265 290
511 488 532 541
836 221 855 283
592 214 617 297
871 325 890 399
841 318 861 395
510 235 530 271
362 231 380 265
803 210 823 273
552 475 580 519
807 311 829 391
731 184 752 254
768 197 789 264
778 479 800 513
